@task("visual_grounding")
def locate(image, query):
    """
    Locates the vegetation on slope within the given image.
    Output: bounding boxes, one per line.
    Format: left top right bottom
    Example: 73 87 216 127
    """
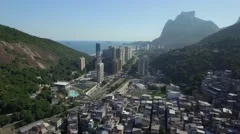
151 37 240 94
151 22 240 94
0 24 95 127
0 24 90 61
200 22 240 43
0 57 93 127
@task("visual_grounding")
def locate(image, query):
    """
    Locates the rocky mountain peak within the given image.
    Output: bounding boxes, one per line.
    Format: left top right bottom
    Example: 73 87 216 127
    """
152 11 219 49
179 11 195 18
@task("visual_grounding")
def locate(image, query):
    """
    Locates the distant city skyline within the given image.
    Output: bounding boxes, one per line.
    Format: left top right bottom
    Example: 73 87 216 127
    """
1 0 240 41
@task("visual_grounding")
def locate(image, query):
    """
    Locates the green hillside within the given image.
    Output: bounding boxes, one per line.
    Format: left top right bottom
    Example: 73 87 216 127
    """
0 24 90 61
0 25 94 127
200 23 240 43
151 23 240 94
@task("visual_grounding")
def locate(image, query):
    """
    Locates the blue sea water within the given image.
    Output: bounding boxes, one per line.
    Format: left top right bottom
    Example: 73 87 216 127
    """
59 41 131 55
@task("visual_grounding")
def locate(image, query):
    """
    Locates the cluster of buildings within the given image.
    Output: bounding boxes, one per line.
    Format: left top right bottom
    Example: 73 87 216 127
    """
147 70 240 134
75 43 153 82
113 79 240 134
80 43 148 84
18 118 63 134
102 46 133 74
52 81 80 99
17 68 240 134
67 111 79 134
51 78 98 104
135 44 150 51
165 89 203 134
135 43 165 51
79 43 106 84
51 81 73 105
141 81 240 134
67 83 179 134
201 70 240 110
76 92 156 133
195 70 240 133
103 44 150 77
61 82 182 134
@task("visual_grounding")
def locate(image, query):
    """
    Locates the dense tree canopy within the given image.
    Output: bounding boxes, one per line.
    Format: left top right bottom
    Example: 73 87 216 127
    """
0 57 92 127
0 24 95 127
151 37 240 93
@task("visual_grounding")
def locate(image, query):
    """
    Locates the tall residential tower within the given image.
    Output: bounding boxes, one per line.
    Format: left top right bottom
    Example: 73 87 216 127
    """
124 46 132 61
112 59 119 74
97 62 104 83
116 47 125 65
138 56 149 76
109 46 116 60
79 57 85 71
96 43 101 61
96 43 104 83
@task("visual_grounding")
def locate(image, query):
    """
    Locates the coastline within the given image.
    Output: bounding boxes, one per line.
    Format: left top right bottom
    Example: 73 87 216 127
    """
60 41 131 55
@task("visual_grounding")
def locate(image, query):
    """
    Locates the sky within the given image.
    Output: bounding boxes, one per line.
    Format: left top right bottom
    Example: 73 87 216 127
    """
1 0 240 41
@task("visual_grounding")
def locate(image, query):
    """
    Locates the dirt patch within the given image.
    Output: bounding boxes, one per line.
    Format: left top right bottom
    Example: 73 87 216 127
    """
36 61 46 69
34 51 42 58
0 41 57 68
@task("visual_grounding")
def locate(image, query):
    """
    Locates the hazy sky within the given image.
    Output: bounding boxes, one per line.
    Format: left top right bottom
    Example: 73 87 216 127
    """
1 0 240 41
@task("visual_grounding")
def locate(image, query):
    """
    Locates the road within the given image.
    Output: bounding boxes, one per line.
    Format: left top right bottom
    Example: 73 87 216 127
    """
87 78 124 100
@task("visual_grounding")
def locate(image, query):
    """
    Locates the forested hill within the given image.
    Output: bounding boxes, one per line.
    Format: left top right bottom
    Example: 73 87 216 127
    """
151 22 240 94
200 22 240 44
0 25 93 127
0 24 90 68
152 37 240 83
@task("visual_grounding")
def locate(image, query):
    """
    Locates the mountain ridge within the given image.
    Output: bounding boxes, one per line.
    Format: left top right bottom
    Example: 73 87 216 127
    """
200 22 240 44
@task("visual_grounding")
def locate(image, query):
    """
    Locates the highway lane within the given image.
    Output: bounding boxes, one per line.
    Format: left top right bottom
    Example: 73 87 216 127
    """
87 78 124 100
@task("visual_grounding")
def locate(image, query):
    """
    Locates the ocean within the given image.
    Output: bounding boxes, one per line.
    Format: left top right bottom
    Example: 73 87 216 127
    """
59 41 131 55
